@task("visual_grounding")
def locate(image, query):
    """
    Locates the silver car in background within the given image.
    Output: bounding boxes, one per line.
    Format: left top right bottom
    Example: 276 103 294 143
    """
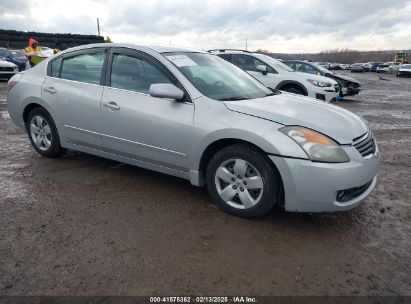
7 43 379 218
350 63 365 72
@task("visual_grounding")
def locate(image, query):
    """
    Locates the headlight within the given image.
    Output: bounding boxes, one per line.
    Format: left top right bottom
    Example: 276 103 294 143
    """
280 126 349 163
307 79 332 87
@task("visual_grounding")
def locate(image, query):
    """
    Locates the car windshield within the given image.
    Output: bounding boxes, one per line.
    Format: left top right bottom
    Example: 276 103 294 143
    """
165 52 273 101
402 64 411 69
312 63 330 73
0 49 12 58
257 54 295 72
11 50 25 58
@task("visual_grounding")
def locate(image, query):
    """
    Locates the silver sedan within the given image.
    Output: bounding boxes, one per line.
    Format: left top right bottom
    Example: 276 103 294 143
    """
7 43 379 218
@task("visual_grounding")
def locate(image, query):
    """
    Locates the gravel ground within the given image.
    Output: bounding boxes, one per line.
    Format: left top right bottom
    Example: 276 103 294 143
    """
0 72 410 296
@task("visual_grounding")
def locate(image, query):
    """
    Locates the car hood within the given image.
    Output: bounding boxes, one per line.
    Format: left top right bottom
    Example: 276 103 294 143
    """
331 74 360 84
293 71 337 84
0 60 17 68
13 57 28 62
399 68 411 72
224 93 367 144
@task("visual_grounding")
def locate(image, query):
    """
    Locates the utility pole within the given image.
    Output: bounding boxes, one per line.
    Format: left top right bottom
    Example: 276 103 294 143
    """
97 18 101 36
245 37 248 51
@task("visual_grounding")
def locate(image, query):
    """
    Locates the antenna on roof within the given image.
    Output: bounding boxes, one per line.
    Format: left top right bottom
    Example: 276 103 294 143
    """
97 18 101 36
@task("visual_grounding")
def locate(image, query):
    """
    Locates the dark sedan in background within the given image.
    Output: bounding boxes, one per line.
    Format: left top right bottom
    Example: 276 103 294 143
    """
0 48 29 71
283 60 361 97
365 62 383 72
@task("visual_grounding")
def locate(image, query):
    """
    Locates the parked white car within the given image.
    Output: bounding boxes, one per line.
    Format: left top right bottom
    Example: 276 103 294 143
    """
387 62 402 74
0 59 18 79
212 50 340 103
376 62 393 73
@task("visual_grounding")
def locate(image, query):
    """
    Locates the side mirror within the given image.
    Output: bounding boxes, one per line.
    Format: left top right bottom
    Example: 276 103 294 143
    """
149 83 184 101
256 64 268 75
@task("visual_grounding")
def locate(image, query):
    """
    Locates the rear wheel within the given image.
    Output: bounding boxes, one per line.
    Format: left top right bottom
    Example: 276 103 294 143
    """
26 107 65 157
206 144 281 218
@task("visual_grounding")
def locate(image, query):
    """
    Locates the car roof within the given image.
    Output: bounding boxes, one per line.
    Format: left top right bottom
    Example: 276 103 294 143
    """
208 49 253 55
54 43 206 55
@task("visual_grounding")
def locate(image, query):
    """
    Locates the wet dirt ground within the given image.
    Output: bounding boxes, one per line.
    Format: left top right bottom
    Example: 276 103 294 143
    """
0 72 410 296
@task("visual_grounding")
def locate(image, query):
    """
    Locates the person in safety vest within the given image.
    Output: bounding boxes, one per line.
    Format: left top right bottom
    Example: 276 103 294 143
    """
24 38 42 66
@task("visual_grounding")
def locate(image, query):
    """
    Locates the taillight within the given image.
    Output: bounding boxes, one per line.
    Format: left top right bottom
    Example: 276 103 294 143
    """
8 73 23 92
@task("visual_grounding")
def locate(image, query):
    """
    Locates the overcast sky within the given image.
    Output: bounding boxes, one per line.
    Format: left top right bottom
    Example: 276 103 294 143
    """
1 0 410 53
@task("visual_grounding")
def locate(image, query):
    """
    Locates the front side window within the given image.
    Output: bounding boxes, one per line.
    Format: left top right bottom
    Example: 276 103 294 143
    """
235 54 274 73
60 51 105 85
165 52 272 101
110 53 172 93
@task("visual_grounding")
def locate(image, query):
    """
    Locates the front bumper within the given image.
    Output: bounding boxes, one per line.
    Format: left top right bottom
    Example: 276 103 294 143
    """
269 144 380 213
397 71 411 77
341 85 361 97
309 86 340 103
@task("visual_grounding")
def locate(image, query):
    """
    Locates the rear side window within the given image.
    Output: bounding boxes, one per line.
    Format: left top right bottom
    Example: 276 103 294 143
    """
217 53 233 63
60 51 106 85
50 57 62 77
110 53 172 93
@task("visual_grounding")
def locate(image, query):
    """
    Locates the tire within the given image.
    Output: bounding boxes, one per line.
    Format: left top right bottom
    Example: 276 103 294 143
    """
283 86 304 95
206 144 281 218
26 107 65 157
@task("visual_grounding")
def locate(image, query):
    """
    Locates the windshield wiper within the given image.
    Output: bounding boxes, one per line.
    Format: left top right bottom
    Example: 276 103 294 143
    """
266 88 281 96
219 97 250 101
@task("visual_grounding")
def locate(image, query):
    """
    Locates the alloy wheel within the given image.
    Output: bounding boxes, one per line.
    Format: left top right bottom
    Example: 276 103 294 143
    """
30 115 52 151
214 158 264 209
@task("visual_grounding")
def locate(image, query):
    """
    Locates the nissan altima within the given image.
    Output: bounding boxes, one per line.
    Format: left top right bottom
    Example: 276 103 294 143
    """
7 43 379 218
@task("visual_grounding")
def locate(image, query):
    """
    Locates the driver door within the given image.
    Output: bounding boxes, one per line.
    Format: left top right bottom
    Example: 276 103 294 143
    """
100 49 194 171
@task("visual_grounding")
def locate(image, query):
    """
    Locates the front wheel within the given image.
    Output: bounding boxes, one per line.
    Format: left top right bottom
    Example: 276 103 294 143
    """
26 107 65 157
283 86 304 95
206 144 281 218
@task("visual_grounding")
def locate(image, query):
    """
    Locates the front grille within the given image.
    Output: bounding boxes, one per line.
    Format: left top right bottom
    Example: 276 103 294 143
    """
0 67 13 72
353 132 376 157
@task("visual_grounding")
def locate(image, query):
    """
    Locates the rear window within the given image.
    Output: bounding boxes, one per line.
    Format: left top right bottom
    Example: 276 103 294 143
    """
60 51 106 85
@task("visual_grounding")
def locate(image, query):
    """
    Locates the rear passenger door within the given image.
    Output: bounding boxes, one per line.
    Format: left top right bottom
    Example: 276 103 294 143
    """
43 48 107 149
100 48 194 171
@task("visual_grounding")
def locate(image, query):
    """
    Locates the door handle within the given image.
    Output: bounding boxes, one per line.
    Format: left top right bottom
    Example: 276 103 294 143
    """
103 101 120 111
44 86 57 94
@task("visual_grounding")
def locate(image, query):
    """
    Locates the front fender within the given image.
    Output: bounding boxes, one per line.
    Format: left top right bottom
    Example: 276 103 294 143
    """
190 108 308 173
